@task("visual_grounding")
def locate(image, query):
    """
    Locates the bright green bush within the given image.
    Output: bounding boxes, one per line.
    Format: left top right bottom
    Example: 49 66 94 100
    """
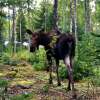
59 67 68 80
0 53 20 66
42 84 49 93
28 48 47 71
0 53 11 65
0 79 8 88
33 62 46 71
10 93 33 100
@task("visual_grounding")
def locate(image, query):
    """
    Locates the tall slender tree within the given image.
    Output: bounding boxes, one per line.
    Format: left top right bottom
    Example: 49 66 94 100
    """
70 0 78 59
84 0 91 33
70 0 73 33
0 0 6 56
53 0 58 31
16 11 26 42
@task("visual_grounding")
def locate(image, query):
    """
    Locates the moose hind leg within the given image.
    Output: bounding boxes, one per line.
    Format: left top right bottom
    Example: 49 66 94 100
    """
67 77 71 91
64 56 76 98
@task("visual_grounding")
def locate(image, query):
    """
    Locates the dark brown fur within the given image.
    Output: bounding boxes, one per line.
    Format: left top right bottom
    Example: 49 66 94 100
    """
26 29 76 97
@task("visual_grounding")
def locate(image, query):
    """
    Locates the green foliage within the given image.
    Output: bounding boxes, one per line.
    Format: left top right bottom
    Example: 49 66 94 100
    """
74 33 95 80
78 34 95 63
95 2 100 22
73 61 94 81
16 11 26 42
31 1 53 31
28 48 47 71
33 62 46 71
42 84 49 93
94 37 100 65
91 76 100 87
0 11 6 56
0 53 11 65
0 79 8 100
58 0 70 32
0 79 8 87
11 93 33 100
59 67 67 80
0 53 20 66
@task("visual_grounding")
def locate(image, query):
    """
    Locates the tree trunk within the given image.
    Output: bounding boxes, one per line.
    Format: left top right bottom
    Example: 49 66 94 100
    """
19 17 22 43
8 7 11 42
61 0 67 32
73 0 78 60
70 0 73 33
0 30 3 56
53 0 58 30
84 0 91 33
12 6 16 54
0 8 3 56
27 0 31 29
70 0 78 60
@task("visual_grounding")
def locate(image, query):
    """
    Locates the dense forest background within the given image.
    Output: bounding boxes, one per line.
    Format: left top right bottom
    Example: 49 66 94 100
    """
0 0 100 100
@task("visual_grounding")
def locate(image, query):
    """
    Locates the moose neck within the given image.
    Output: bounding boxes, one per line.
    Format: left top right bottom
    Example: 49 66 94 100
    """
38 33 51 48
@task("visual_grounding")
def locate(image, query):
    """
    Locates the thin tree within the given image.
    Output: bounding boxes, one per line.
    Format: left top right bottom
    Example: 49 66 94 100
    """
8 7 11 42
70 0 73 33
70 0 77 33
84 0 91 33
73 0 78 60
53 0 58 31
0 1 6 56
70 0 78 59
12 6 16 54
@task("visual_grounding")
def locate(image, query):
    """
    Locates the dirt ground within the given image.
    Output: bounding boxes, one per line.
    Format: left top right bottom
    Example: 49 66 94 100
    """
0 61 100 100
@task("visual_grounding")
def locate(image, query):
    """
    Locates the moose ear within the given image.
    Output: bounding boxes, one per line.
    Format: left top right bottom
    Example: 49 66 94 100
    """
26 29 33 35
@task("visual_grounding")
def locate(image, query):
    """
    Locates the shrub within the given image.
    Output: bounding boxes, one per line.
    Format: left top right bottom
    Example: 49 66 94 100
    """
28 48 47 71
42 84 49 93
0 79 8 99
58 60 95 81
58 66 68 80
10 93 33 100
1 53 11 65
0 79 8 88
33 62 46 71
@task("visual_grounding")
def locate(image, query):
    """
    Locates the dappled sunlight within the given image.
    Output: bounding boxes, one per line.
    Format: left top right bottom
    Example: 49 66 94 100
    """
0 0 100 99
10 79 34 86
0 60 100 100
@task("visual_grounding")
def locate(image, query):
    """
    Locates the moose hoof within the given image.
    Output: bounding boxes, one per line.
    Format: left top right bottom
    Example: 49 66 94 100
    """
66 87 71 91
58 82 61 86
72 94 77 99
49 80 53 84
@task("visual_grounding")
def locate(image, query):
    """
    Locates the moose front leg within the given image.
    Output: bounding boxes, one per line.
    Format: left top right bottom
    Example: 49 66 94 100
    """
46 51 53 84
56 59 61 86
48 60 53 84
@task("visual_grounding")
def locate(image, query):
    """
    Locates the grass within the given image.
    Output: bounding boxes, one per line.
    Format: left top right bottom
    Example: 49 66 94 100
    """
0 48 100 99
10 93 34 100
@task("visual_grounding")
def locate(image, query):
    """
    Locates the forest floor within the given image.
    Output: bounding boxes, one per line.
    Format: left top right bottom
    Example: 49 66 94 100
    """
0 61 100 100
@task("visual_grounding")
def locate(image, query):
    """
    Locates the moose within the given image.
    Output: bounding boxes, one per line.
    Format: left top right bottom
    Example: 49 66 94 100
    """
26 29 76 97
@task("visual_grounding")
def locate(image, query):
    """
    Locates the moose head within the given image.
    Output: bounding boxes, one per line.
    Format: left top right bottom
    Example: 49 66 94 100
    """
26 29 38 52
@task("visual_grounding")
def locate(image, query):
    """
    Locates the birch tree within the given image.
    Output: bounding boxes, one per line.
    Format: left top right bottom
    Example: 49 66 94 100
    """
70 0 78 59
84 0 91 33
53 0 58 30
0 0 6 56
